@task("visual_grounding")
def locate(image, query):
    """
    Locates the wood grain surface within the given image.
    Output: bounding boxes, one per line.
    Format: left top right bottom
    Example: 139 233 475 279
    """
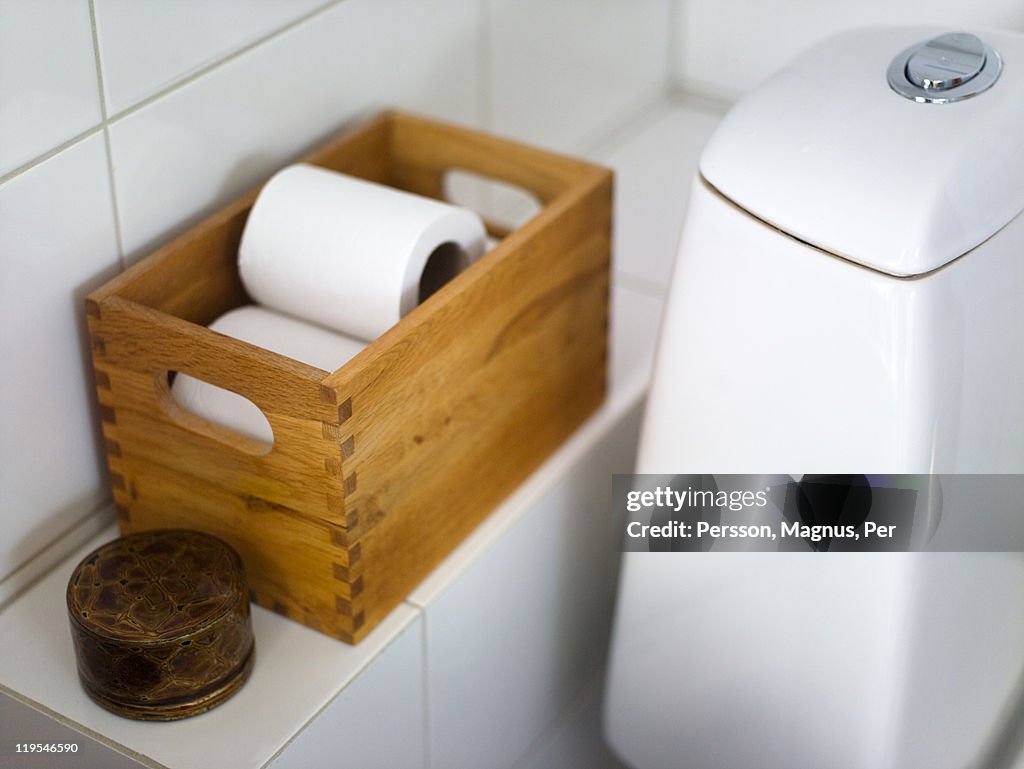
86 111 611 643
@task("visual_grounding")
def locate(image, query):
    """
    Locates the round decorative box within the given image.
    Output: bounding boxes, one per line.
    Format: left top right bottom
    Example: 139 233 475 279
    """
66 529 255 720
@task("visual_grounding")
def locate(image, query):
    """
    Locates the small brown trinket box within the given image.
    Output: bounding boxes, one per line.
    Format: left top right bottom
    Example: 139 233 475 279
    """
66 529 255 720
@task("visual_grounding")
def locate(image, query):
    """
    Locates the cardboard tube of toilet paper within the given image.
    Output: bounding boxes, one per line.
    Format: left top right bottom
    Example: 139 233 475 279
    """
171 306 365 445
238 164 488 341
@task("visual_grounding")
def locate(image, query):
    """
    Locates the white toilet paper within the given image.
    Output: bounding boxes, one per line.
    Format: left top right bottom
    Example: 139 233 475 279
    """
171 306 365 445
238 164 488 341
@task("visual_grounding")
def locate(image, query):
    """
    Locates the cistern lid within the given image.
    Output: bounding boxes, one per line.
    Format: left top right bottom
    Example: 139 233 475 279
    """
700 26 1024 276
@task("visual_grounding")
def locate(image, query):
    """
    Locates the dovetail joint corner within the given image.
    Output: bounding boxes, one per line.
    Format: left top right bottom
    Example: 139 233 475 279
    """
338 398 353 423
340 435 355 458
319 384 338 404
326 493 345 515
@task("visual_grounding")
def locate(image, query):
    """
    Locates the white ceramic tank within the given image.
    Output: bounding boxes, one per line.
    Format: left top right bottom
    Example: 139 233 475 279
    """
605 27 1024 769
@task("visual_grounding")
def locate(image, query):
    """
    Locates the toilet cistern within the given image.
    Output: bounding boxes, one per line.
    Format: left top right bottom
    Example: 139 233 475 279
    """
604 25 1024 769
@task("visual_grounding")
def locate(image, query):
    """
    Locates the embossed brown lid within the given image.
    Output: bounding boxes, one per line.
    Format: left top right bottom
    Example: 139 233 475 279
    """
66 529 254 720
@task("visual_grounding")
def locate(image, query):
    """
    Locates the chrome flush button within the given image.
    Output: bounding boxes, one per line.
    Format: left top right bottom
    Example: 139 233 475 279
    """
888 32 1002 103
906 32 985 89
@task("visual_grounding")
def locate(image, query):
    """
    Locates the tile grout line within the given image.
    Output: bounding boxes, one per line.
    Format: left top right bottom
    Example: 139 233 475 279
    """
580 94 674 160
257 611 425 769
666 0 683 91
508 666 609 769
667 76 744 108
0 1 121 614
0 685 168 769
420 612 433 769
0 502 114 612
478 0 493 132
103 0 347 127
0 126 103 187
664 84 735 115
100 128 125 267
614 269 668 300
1 0 348 192
473 0 495 215
87 0 126 267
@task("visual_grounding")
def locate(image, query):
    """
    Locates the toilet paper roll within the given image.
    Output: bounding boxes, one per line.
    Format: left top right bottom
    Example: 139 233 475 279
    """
238 164 488 341
171 306 365 445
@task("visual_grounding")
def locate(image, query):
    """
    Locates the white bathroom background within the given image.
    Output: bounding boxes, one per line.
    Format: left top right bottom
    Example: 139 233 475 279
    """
2 2 1023 766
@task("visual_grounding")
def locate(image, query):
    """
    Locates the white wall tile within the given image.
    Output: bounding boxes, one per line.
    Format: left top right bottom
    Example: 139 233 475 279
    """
421 404 643 769
270 616 426 769
488 0 670 152
0 0 102 175
0 135 120 589
109 0 481 261
93 0 331 115
674 0 1024 98
597 103 722 291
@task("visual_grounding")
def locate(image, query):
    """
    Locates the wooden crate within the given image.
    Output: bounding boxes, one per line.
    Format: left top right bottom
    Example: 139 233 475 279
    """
85 111 611 643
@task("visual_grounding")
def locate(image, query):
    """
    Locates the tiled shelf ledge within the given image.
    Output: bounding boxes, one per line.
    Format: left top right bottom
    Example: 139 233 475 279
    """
0 100 724 769
0 281 656 769
0 565 422 769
